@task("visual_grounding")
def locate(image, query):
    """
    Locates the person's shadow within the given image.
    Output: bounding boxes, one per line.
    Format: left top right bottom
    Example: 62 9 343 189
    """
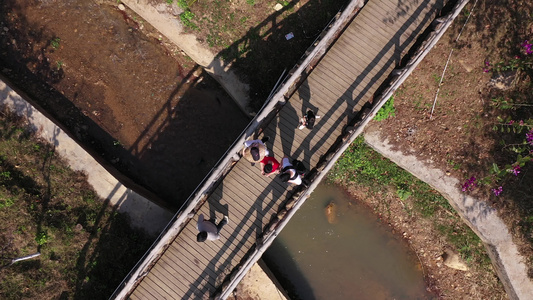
298 78 319 119
183 169 287 298
277 78 320 165
207 181 229 220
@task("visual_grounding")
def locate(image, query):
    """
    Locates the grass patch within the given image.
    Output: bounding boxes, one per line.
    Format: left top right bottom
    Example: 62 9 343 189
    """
330 136 491 268
374 96 396 121
0 109 153 299
50 37 60 50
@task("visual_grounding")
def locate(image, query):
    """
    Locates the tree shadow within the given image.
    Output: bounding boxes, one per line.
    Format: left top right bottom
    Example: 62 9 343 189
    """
215 0 351 110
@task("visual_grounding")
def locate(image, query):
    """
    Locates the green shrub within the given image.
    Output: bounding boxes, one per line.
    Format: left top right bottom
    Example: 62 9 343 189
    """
180 10 198 30
35 231 50 245
374 96 396 121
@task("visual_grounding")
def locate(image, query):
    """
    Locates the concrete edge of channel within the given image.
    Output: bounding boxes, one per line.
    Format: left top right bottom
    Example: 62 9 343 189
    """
120 0 254 117
363 124 533 300
0 77 287 299
0 78 174 237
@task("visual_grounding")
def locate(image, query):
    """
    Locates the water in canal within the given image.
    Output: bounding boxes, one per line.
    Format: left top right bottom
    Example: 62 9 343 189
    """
263 183 432 300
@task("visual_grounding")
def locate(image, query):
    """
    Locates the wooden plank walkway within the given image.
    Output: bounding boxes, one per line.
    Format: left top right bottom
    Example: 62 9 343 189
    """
128 0 443 298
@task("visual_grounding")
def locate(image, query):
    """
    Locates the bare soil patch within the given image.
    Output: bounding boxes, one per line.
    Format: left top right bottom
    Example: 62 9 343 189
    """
0 0 249 209
173 0 350 109
376 0 533 271
354 0 533 297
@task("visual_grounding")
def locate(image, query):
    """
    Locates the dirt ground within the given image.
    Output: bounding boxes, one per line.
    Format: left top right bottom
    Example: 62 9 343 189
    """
376 0 533 273
0 0 249 209
352 0 533 298
1 0 532 299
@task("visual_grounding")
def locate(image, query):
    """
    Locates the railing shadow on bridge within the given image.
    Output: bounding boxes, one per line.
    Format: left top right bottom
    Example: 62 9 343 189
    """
271 0 446 169
137 0 451 297
180 178 288 298
215 0 468 298
109 0 365 298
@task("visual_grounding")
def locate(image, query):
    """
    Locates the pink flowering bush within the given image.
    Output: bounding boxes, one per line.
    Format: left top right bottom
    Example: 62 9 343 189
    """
521 40 533 55
480 119 533 196
484 40 533 72
465 40 533 196
462 176 477 192
492 186 503 196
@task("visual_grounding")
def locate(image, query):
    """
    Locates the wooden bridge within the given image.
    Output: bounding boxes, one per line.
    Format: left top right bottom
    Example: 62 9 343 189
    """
112 0 468 298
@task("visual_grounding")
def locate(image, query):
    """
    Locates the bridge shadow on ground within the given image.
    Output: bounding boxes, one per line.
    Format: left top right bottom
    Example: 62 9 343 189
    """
183 0 448 297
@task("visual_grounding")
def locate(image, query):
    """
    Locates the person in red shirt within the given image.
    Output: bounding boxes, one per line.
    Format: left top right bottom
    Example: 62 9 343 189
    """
260 156 280 176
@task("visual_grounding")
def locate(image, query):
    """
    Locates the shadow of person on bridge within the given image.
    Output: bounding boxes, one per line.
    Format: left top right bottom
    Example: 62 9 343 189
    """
260 77 320 167
288 0 444 166
183 165 288 298
276 100 299 157
292 77 321 164
298 78 319 118
207 182 229 222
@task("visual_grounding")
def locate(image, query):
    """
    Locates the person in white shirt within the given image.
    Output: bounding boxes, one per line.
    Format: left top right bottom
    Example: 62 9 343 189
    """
242 136 270 163
196 214 228 242
279 156 302 185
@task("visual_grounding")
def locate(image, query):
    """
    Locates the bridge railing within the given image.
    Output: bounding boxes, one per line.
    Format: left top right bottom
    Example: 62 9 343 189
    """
110 0 366 298
213 0 471 298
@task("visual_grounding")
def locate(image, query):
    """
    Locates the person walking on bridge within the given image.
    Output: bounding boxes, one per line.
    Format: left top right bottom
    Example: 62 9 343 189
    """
298 109 320 130
196 214 228 242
